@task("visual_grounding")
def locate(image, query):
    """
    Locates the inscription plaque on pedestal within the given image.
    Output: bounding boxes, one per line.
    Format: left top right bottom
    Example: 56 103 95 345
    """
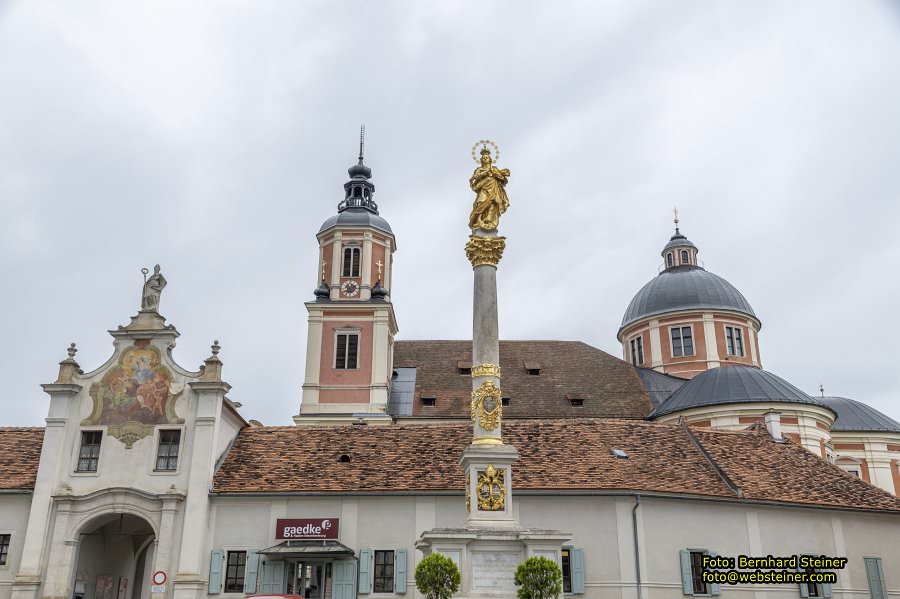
471 552 519 591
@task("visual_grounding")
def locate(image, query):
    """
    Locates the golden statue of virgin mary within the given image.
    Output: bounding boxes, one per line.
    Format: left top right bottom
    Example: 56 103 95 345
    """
469 146 510 232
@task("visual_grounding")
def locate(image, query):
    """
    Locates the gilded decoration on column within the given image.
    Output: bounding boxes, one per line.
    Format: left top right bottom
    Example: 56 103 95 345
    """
477 464 506 511
471 363 501 378
468 141 511 232
465 235 506 268
471 380 503 431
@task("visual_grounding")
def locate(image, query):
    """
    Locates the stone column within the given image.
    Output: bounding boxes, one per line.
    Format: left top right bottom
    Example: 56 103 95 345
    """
463 227 518 528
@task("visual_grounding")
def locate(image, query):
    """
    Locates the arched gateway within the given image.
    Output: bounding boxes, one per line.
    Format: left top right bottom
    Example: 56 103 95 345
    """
73 514 155 599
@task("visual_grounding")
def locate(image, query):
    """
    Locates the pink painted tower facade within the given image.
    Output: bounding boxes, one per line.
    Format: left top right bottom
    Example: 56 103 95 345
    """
295 138 398 424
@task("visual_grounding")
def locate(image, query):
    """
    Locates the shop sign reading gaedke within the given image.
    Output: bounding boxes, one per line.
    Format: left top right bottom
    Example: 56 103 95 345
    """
276 518 339 540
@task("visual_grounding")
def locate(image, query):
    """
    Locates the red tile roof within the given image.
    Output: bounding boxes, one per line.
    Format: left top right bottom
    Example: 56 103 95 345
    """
212 420 900 513
0 428 44 490
393 341 652 418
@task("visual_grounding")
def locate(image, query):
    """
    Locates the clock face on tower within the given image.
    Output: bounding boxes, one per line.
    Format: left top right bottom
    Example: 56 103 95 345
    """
340 280 360 297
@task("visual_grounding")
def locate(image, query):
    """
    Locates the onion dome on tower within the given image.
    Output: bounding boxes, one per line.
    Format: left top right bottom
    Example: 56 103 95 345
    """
618 214 762 379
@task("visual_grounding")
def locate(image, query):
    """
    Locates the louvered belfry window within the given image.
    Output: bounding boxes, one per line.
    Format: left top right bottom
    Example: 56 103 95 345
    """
342 247 361 277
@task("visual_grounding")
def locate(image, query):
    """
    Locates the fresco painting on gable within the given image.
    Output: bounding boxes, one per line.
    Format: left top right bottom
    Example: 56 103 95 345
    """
82 344 184 448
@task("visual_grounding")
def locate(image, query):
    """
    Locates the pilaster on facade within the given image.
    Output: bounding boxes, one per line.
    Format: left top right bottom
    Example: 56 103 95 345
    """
648 320 663 370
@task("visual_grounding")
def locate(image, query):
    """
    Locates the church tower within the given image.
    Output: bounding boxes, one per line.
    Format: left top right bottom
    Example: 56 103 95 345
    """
295 133 398 424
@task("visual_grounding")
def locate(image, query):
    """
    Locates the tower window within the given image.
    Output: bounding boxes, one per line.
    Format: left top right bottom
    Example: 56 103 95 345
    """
630 336 644 366
724 326 745 357
335 332 360 369
680 250 689 264
670 326 694 357
342 247 361 277
666 252 674 267
77 431 102 472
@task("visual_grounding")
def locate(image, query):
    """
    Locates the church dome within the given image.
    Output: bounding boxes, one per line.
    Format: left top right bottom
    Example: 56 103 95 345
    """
651 365 832 418
620 265 757 330
820 396 900 433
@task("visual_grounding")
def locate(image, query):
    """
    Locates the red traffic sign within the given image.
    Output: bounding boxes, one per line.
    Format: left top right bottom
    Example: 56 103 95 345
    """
152 571 167 586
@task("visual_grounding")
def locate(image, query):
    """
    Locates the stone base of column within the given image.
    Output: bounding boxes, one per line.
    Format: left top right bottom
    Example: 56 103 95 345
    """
11 578 41 599
461 443 519 529
416 527 571 599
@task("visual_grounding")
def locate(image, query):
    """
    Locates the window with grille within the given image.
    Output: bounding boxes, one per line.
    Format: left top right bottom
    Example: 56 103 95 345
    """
224 551 246 593
725 326 745 357
0 534 9 566
630 336 644 366
156 430 181 471
373 550 394 593
671 326 694 357
342 247 361 277
77 431 102 472
335 333 359 369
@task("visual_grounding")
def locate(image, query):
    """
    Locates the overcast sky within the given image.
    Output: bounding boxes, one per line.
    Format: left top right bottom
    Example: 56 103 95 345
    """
2 1 899 427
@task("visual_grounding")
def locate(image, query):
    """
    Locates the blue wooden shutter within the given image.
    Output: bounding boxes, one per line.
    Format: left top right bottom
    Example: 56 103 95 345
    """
395 549 408 593
708 551 721 596
865 558 886 599
679 550 694 595
334 560 358 599
358 548 372 594
571 548 585 594
208 549 224 594
798 559 810 599
243 551 260 594
260 560 285 594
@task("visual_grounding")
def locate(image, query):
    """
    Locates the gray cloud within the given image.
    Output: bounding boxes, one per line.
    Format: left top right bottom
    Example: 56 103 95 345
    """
2 1 898 425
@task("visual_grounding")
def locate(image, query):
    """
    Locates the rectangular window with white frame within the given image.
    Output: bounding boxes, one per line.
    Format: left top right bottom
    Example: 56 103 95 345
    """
77 430 102 472
343 246 361 277
724 325 745 357
630 336 644 366
373 550 394 593
224 550 247 593
670 326 694 357
680 549 720 596
155 429 181 471
0 534 10 566
335 332 360 369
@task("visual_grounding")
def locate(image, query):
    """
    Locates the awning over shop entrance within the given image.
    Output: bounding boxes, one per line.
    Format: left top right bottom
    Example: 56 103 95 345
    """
259 540 356 559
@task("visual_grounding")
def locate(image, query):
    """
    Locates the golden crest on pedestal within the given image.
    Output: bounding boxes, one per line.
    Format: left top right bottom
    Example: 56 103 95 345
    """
471 363 501 378
471 380 503 431
477 464 506 511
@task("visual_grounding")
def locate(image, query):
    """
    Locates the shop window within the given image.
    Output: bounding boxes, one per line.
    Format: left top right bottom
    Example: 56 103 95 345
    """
156 430 181 471
224 551 247 593
77 431 102 472
342 247 361 277
725 326 745 357
671 326 694 357
373 550 395 593
335 333 359 369
630 336 644 366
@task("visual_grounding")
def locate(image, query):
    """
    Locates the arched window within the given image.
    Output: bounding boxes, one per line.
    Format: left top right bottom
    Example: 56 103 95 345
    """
680 250 689 264
666 252 674 267
342 247 361 277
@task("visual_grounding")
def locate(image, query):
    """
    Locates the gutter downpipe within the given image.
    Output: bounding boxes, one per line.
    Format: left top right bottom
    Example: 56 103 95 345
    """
632 494 643 599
